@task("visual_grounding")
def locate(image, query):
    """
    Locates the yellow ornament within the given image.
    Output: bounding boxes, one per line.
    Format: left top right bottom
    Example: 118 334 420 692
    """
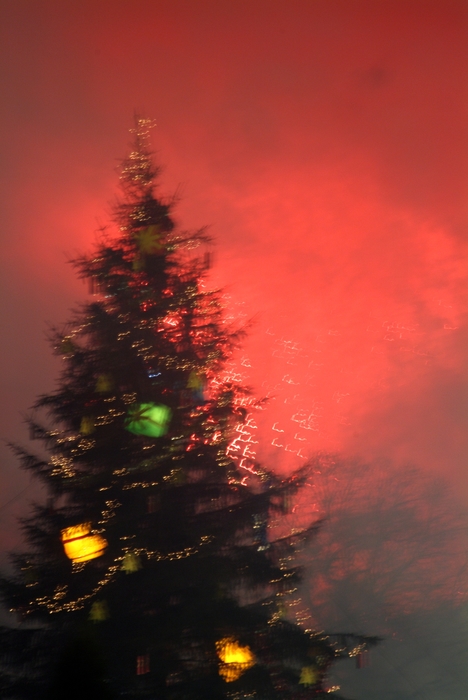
299 666 318 686
95 374 113 393
132 255 144 272
216 637 255 682
186 370 206 403
60 337 74 355
80 416 95 435
134 224 164 255
187 371 203 390
89 600 109 622
277 601 287 618
61 523 108 563
121 551 142 574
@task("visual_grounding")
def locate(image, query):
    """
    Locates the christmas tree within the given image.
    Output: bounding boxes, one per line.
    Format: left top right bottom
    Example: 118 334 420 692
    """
0 119 376 699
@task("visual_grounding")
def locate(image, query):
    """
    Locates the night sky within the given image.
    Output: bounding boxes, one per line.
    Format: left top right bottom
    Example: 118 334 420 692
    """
0 1 467 695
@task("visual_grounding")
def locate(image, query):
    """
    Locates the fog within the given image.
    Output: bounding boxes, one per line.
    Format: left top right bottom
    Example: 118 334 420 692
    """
1 1 467 696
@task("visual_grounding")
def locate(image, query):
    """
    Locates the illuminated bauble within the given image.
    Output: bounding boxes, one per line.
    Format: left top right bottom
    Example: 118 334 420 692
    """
95 374 113 393
61 523 108 563
134 224 164 255
299 666 318 686
216 637 255 682
79 416 95 435
187 370 203 390
60 337 74 354
187 370 206 402
132 255 144 272
89 599 109 622
125 403 171 438
121 551 142 574
277 601 287 618
136 654 150 675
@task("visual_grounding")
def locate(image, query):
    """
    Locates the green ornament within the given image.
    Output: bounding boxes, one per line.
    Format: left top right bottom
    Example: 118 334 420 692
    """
125 403 171 438
134 224 164 255
299 666 318 686
121 552 142 574
89 599 109 622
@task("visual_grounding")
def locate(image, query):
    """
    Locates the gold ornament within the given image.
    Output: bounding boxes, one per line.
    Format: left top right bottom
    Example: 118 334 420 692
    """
216 637 255 682
61 523 108 563
95 374 113 393
80 416 95 435
134 224 164 255
60 337 74 355
132 255 144 272
188 371 206 403
277 601 287 618
89 599 109 622
121 551 142 574
187 370 203 391
299 666 318 686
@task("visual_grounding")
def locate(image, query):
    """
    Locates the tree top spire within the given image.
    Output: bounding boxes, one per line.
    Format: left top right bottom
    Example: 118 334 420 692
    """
119 115 159 196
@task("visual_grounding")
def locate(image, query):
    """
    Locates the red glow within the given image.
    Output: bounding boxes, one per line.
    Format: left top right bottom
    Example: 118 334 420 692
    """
1 1 467 600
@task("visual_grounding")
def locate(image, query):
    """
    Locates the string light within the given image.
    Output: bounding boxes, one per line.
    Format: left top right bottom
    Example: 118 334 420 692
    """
18 535 213 615
16 122 378 699
49 455 76 479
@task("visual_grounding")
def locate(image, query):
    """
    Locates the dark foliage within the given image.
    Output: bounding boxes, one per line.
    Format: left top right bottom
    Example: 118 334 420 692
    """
0 119 377 699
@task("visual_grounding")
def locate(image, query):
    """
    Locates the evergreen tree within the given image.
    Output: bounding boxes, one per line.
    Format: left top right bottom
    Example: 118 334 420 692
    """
0 119 376 699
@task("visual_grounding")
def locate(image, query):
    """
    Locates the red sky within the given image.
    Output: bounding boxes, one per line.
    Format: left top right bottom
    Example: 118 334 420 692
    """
0 0 467 560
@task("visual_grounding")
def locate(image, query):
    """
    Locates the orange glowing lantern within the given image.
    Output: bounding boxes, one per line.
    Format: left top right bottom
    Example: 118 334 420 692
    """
61 523 108 563
216 637 255 682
